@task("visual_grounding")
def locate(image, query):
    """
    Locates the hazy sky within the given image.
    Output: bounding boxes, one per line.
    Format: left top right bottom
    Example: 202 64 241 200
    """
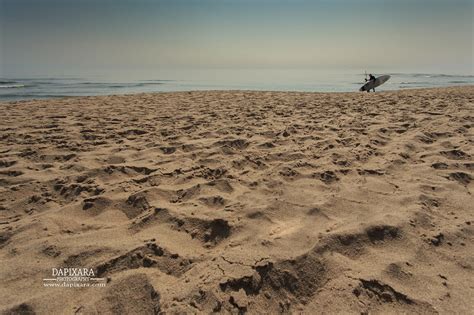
0 0 472 76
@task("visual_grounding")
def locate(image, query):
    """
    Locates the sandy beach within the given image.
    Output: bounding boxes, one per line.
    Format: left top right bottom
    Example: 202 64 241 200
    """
0 86 473 314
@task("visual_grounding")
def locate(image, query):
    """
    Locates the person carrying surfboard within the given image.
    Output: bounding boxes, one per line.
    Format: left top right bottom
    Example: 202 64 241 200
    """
360 73 391 92
364 74 377 92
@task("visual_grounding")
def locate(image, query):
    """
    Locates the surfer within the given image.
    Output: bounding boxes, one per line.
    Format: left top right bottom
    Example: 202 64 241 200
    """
364 74 377 92
360 73 390 92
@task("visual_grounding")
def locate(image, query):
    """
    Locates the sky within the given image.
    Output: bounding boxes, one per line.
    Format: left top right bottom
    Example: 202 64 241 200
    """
0 0 472 77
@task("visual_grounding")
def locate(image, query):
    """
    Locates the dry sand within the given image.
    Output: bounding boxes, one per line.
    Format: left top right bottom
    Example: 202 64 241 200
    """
0 86 473 314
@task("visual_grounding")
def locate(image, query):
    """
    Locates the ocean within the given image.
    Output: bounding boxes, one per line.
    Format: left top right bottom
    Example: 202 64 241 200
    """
1 69 473 102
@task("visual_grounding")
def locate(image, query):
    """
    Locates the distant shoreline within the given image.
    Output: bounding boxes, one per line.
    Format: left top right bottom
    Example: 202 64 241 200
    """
1 85 474 105
1 72 473 102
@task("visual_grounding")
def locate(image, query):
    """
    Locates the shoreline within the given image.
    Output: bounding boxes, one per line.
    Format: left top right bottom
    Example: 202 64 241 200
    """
0 85 473 313
1 85 474 104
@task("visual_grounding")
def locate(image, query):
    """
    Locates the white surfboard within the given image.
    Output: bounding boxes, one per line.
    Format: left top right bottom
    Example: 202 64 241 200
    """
360 75 390 92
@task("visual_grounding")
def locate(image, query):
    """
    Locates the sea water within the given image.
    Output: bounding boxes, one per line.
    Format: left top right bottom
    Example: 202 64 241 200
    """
1 69 473 102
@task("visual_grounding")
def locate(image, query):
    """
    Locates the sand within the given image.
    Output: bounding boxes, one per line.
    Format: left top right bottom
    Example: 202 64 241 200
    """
0 86 473 314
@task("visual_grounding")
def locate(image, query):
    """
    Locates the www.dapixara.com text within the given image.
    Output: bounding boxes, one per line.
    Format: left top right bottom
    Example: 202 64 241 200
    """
43 268 107 288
